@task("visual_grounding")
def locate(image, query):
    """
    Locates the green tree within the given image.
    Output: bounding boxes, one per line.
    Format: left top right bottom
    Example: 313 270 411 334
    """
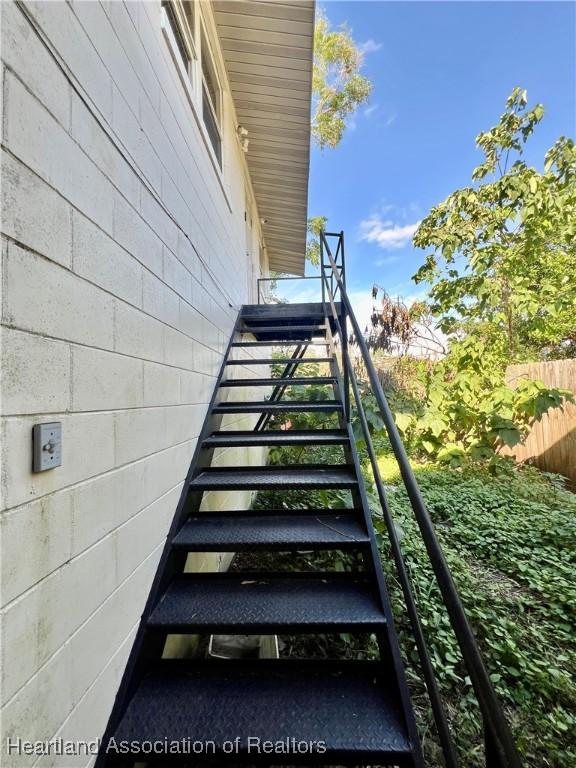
305 215 328 266
312 10 372 149
305 10 373 266
391 89 575 466
413 87 576 361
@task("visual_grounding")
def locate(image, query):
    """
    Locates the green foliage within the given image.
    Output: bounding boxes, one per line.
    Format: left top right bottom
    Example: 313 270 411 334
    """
312 10 373 149
305 215 328 267
413 87 576 360
401 89 576 464
306 10 374 267
372 460 576 766
387 341 573 467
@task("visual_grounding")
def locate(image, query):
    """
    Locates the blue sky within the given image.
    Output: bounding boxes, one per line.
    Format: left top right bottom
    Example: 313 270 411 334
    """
286 1 576 323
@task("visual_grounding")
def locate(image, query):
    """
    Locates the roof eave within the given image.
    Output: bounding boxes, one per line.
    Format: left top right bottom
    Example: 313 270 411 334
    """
213 0 314 276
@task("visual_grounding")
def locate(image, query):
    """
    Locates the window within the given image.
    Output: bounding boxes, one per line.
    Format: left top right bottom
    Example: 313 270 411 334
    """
161 1 196 83
201 27 222 166
162 1 224 173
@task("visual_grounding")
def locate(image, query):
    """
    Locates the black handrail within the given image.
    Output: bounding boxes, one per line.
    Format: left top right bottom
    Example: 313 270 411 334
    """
320 230 521 768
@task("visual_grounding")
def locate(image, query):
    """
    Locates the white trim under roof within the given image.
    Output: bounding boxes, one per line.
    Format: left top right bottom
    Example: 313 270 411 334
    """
213 0 314 276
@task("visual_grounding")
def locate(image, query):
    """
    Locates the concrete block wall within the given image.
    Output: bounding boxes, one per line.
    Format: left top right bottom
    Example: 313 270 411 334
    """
1 1 270 764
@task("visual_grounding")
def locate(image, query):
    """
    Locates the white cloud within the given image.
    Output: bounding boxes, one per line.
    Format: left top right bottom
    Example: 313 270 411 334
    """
359 39 383 54
360 214 420 250
364 103 379 118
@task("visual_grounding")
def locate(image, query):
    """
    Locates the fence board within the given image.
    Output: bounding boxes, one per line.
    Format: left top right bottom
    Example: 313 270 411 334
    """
503 359 576 484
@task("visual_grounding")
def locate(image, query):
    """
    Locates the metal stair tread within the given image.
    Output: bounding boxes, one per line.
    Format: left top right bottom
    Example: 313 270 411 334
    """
231 340 328 347
172 510 369 550
148 573 386 632
220 376 336 387
189 465 358 490
240 328 329 342
226 357 333 365
240 323 327 334
111 660 412 764
212 400 342 414
202 429 348 447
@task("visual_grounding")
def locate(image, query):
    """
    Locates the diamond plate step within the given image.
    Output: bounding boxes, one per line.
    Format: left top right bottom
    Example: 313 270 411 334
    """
231 340 329 347
220 376 336 387
189 465 358 491
241 323 327 335
212 400 341 414
147 573 385 633
202 429 348 448
172 510 368 551
110 660 412 765
226 357 333 365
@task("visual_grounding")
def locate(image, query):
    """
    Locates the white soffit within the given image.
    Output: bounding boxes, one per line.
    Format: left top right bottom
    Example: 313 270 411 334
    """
213 0 314 276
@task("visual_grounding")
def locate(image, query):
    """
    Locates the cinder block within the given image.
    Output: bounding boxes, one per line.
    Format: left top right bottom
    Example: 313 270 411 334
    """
1 151 72 268
68 552 159 706
178 300 203 340
72 211 142 308
23 0 113 120
33 626 138 768
140 186 178 254
72 346 144 412
70 441 190 558
160 171 192 236
111 83 162 193
114 406 167 466
179 370 214 405
164 403 206 446
193 339 222 376
112 192 162 276
139 95 180 188
163 247 192 302
142 270 180 328
177 228 202 282
68 0 140 117
1 569 67 705
0 492 74 606
70 461 149 557
1 535 119 701
3 72 114 233
102 0 161 114
1 412 116 511
1 1 71 127
0 639 75 768
114 485 179 584
114 300 164 364
3 242 114 351
142 441 193 503
1 328 71 416
70 93 139 208
163 325 194 370
143 361 180 406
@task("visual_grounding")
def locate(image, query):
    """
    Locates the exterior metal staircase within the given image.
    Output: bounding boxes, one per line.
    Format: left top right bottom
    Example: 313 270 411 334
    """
96 233 521 767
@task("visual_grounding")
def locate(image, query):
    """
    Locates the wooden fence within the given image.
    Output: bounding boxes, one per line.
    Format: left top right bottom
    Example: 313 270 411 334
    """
502 359 576 485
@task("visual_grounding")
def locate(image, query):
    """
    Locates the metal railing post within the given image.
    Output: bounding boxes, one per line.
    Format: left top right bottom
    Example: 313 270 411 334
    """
321 235 326 307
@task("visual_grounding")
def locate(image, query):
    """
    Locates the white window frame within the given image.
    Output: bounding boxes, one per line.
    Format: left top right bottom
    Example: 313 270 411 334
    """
161 0 228 187
199 19 223 169
161 1 197 101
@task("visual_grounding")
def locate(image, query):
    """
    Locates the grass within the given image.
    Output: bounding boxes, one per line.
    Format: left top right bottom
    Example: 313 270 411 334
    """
367 444 576 767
